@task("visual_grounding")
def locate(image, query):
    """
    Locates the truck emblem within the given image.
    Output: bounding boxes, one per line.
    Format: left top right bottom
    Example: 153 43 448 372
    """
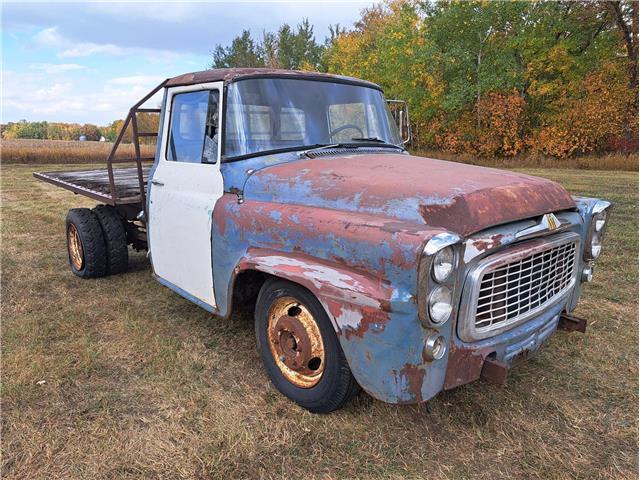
545 213 560 230
515 213 562 239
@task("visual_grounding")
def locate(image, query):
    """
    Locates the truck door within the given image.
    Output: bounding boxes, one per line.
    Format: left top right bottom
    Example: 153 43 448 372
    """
147 82 224 309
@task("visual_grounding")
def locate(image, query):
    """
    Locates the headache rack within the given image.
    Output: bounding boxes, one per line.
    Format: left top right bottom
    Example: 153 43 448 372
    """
33 79 168 212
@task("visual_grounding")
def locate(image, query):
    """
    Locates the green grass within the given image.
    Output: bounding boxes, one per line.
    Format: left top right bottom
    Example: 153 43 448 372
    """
2 164 637 479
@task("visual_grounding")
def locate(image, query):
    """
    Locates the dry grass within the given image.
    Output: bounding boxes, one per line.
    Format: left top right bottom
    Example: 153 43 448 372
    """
414 149 639 171
2 139 637 172
1 163 638 479
1 139 156 164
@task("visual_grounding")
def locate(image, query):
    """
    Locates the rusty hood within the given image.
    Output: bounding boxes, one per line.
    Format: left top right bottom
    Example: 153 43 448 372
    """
243 153 576 236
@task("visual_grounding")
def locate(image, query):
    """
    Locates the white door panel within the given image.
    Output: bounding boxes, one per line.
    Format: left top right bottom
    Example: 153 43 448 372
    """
148 82 224 308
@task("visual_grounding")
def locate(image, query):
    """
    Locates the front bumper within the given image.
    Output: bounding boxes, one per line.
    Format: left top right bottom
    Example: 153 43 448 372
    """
444 297 568 389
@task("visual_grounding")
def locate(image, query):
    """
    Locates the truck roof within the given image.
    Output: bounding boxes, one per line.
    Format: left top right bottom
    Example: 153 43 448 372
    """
165 67 383 91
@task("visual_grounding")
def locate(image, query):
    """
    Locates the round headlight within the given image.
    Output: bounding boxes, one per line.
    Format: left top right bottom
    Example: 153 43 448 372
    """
432 246 455 283
591 233 602 259
424 334 446 361
428 286 452 324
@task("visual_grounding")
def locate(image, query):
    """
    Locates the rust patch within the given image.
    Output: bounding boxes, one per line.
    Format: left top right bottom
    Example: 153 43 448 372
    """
398 364 426 403
480 358 508 384
341 304 390 340
472 233 505 253
443 345 492 390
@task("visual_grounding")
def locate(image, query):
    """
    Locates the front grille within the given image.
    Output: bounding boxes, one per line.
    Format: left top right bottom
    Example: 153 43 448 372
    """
474 241 577 331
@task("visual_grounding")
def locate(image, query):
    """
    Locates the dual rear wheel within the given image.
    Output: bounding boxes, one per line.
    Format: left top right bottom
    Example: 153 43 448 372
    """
65 205 128 278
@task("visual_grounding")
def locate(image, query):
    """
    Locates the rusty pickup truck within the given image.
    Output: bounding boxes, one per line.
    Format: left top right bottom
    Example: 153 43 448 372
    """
35 68 612 413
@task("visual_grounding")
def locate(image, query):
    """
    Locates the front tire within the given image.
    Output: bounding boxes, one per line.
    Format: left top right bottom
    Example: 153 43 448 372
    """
65 208 107 278
255 279 360 413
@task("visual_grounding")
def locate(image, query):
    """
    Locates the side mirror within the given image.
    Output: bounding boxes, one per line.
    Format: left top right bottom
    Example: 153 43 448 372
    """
386 99 412 145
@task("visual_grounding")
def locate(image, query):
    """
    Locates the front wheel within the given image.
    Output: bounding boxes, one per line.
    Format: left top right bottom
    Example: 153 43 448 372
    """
255 279 360 413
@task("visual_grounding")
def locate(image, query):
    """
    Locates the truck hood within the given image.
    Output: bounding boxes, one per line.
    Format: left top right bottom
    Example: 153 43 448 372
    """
243 153 576 236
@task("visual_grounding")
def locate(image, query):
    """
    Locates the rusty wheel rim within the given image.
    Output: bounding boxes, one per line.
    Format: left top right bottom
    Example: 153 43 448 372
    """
267 296 325 388
67 224 84 271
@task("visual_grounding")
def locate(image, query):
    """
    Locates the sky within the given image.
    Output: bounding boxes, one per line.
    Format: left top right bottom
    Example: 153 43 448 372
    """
1 1 371 125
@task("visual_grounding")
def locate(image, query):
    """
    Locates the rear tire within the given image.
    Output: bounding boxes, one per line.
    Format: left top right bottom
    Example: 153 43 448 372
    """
93 205 128 275
65 208 107 278
255 279 360 413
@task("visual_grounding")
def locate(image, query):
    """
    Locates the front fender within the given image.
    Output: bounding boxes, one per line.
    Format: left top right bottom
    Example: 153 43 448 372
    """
235 248 393 336
233 250 449 405
213 195 451 404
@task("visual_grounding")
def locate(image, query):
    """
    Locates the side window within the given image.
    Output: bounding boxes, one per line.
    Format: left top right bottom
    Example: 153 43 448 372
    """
167 90 219 163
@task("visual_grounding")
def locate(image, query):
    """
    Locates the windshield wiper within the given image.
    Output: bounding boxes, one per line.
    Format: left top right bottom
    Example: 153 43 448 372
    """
299 139 405 158
299 143 357 158
351 137 406 151
351 136 385 142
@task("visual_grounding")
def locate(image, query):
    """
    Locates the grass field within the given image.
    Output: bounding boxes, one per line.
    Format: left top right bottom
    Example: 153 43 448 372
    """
2 163 638 479
1 139 156 164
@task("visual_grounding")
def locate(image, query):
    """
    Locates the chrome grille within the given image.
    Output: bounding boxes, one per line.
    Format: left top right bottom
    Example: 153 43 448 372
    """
475 241 577 331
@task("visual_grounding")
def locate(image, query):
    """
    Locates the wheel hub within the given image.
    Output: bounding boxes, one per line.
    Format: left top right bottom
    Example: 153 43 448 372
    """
267 297 325 388
67 224 84 271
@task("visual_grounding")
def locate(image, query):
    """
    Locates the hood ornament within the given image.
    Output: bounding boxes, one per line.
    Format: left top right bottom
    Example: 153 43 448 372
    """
516 213 564 239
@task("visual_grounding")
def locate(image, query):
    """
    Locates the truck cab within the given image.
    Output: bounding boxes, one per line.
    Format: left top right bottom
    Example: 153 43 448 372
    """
35 68 612 413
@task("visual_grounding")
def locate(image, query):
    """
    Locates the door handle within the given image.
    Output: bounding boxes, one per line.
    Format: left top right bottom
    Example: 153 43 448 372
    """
151 179 165 186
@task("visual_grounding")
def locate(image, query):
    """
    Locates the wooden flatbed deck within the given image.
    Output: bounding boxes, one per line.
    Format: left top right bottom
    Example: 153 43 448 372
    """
34 166 151 205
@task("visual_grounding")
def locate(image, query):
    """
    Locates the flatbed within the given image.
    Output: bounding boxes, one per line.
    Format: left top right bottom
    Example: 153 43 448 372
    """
34 166 151 205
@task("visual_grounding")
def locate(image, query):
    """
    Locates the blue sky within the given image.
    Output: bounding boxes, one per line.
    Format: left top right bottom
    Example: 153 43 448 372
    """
2 1 371 125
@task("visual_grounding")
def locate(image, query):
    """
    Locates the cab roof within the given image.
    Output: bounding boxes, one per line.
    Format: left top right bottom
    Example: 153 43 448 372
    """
165 68 383 91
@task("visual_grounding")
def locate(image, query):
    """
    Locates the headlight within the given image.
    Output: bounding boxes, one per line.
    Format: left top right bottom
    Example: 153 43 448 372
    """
428 286 452 324
432 246 455 283
424 334 446 361
585 201 611 261
418 232 460 327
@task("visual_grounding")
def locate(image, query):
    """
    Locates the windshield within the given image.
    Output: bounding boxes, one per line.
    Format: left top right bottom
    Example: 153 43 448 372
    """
224 78 402 158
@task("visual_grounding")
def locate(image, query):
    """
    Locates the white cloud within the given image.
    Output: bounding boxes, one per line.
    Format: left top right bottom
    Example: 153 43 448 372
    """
1 70 163 124
29 63 86 74
31 26 179 59
32 26 66 49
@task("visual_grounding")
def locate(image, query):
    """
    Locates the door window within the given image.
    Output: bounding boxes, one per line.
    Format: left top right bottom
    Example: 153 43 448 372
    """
167 90 219 163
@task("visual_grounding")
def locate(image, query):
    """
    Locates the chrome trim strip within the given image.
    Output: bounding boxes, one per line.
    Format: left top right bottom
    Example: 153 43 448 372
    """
423 232 461 256
458 232 581 342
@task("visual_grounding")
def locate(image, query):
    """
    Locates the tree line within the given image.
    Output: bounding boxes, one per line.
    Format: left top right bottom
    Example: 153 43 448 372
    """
212 0 638 158
1 114 159 145
5 1 636 159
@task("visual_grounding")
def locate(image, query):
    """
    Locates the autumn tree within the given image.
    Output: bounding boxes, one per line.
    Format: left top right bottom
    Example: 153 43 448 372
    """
211 19 324 71
212 30 264 68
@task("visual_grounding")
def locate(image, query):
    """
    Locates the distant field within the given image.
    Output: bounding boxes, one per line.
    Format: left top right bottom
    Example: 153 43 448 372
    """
2 163 637 479
2 138 637 171
1 139 156 164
